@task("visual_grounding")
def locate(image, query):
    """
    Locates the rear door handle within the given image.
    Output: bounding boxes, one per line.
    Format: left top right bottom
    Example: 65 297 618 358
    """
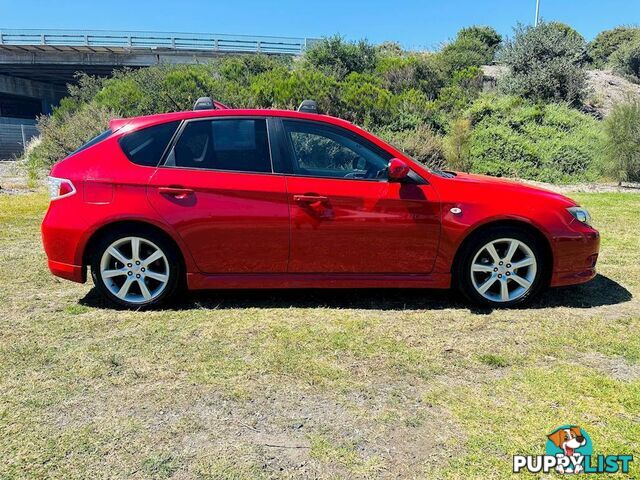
159 186 194 199
293 194 328 203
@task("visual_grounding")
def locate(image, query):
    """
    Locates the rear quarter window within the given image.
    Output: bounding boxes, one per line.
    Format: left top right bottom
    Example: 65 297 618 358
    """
71 129 112 156
119 121 180 167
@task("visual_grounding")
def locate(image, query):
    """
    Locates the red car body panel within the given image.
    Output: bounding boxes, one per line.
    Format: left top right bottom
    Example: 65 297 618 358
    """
285 176 441 273
41 108 600 292
147 167 290 273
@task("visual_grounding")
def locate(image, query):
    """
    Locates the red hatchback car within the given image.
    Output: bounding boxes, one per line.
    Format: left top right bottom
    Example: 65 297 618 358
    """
41 100 600 308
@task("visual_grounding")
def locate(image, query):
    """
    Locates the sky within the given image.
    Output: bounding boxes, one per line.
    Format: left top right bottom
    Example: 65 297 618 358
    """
1 0 638 50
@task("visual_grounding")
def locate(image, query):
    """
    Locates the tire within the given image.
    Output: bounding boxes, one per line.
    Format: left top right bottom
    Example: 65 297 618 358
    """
90 227 182 309
456 226 546 308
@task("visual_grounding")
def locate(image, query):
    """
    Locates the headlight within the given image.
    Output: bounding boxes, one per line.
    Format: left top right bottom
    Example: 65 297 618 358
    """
567 206 592 226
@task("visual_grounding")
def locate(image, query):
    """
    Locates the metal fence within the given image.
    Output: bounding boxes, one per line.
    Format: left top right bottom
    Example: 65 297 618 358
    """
0 123 38 160
0 28 318 55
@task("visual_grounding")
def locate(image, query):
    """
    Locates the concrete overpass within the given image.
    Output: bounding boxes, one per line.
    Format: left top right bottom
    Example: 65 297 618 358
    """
0 28 318 159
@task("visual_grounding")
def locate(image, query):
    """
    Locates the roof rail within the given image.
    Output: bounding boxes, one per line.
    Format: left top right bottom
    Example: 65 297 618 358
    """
297 100 318 114
193 97 230 111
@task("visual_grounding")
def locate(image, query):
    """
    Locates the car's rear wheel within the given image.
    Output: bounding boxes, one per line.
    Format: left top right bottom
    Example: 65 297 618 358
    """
457 227 545 308
90 229 181 308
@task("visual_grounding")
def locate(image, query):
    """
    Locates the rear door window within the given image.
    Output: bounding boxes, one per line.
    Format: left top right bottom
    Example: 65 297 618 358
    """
165 118 272 173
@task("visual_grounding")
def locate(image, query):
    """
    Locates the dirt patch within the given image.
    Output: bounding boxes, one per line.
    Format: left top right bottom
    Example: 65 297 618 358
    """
577 352 640 382
43 374 466 478
585 69 640 117
0 160 32 193
521 179 640 194
481 65 640 118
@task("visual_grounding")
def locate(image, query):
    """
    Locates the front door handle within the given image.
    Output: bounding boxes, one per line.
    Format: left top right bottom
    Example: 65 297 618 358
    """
159 186 194 199
293 194 328 203
293 194 332 219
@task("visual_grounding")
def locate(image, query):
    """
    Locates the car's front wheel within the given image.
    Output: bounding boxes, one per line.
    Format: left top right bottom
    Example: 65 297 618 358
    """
90 229 181 308
457 227 545 308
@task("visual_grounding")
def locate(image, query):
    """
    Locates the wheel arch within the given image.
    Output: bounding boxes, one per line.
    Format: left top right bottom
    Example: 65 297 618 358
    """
82 220 188 275
452 219 554 287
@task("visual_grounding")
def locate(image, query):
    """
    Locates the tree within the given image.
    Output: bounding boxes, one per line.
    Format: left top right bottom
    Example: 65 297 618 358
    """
457 26 502 59
499 22 588 105
436 26 502 78
610 36 640 80
588 26 640 68
302 36 378 79
603 99 640 184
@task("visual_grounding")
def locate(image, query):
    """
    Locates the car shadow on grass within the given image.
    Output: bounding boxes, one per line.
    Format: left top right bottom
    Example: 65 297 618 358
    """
79 274 632 313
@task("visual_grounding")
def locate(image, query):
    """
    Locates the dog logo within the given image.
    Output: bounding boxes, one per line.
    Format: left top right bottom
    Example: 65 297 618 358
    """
546 425 592 474
513 425 633 475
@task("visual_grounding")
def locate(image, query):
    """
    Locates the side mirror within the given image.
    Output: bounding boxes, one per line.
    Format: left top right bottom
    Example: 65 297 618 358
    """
388 158 410 182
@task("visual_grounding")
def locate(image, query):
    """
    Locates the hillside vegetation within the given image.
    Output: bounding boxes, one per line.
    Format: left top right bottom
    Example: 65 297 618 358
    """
26 23 640 184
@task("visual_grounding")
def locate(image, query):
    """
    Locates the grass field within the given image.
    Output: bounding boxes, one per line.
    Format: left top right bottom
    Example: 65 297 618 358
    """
1 191 639 479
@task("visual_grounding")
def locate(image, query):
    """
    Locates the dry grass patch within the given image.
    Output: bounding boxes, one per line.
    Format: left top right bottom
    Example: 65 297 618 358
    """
0 192 638 478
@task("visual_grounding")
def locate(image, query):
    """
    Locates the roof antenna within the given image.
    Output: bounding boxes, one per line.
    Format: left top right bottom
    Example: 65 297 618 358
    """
297 100 318 114
193 97 215 110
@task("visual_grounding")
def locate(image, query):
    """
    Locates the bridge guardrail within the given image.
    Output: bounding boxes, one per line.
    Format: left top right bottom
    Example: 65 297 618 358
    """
0 28 319 55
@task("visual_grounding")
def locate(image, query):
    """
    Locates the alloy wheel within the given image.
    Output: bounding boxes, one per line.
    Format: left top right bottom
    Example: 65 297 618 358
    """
470 238 537 303
99 236 170 304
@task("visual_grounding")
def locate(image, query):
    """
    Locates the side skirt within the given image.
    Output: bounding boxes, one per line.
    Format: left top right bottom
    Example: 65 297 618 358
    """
187 272 451 290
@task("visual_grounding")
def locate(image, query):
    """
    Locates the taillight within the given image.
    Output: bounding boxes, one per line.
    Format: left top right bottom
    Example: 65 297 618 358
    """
47 176 76 200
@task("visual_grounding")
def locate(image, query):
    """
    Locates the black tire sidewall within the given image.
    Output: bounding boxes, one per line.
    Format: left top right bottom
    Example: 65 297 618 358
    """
456 227 546 308
90 228 181 309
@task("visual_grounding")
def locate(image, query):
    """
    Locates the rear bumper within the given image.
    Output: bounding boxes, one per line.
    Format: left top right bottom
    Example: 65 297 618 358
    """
47 259 85 283
550 228 600 288
42 203 87 284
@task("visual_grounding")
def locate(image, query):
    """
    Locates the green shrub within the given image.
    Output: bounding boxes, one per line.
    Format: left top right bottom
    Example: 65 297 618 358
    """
437 38 489 78
337 73 394 127
218 54 291 85
27 103 115 175
52 73 105 120
24 35 608 187
610 36 640 80
457 26 502 59
499 22 588 106
444 117 473 172
434 66 483 114
302 36 378 79
435 26 502 79
588 26 640 68
376 125 446 170
94 64 233 116
389 89 441 131
375 41 404 57
375 54 443 98
467 95 603 183
250 67 339 113
602 99 640 183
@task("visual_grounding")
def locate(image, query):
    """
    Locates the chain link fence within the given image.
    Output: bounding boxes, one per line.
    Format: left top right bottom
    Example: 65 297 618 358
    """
0 122 39 160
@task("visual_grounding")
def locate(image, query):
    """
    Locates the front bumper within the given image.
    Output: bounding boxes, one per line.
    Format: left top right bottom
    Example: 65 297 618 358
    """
550 228 600 287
